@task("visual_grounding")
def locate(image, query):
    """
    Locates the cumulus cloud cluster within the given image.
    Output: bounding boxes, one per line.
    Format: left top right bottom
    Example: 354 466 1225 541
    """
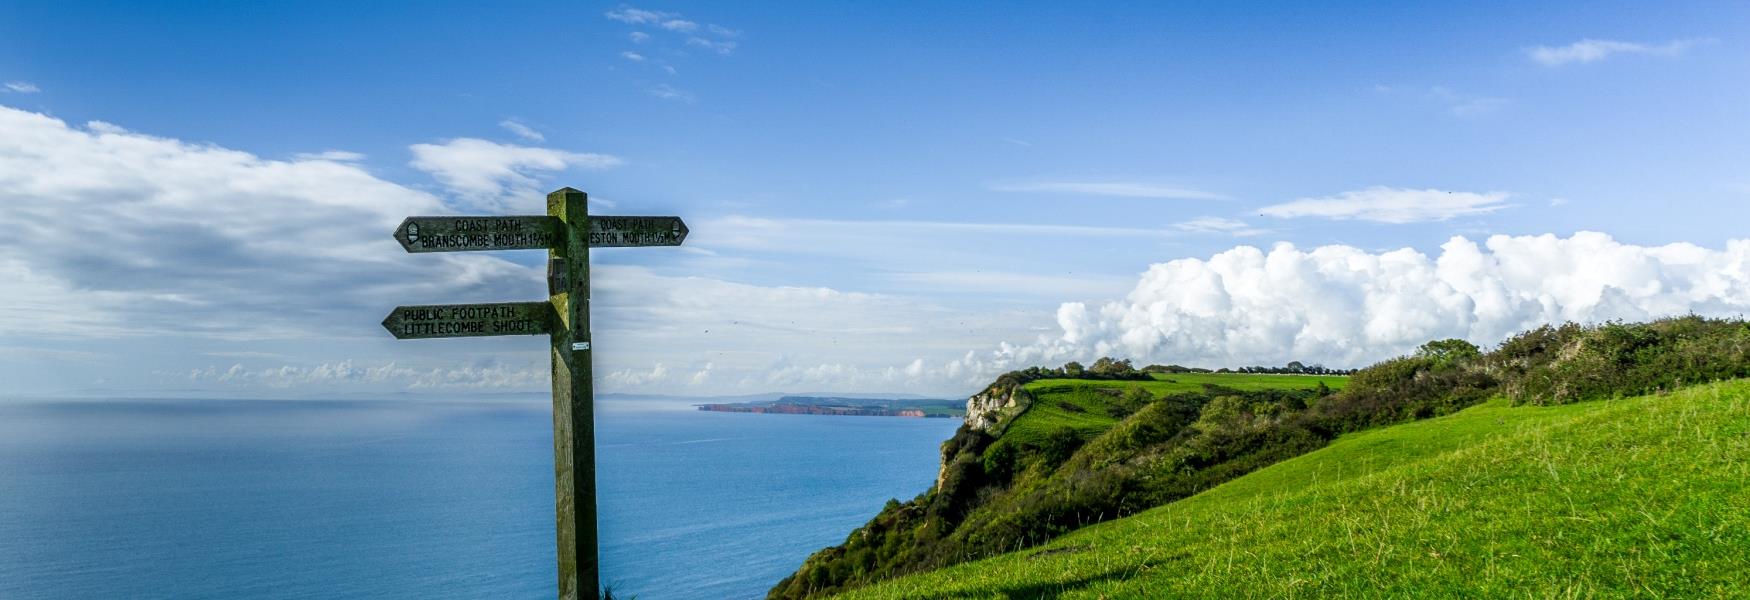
1021 233 1750 370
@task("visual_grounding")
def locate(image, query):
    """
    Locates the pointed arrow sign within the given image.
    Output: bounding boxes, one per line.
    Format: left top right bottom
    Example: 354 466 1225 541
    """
587 216 688 247
381 302 555 339
394 216 561 253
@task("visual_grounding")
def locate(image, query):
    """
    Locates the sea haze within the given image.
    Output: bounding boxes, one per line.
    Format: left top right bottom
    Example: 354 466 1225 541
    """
0 397 959 599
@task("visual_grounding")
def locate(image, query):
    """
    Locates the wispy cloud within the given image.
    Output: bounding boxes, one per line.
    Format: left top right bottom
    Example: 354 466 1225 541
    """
292 150 366 162
187 359 547 389
605 6 675 25
999 137 1033 147
1429 86 1507 116
3 81 40 93
686 37 738 55
408 138 621 208
884 270 1134 298
989 181 1226 200
648 84 694 102
606 5 737 102
1374 84 1508 117
702 216 1173 248
606 5 739 55
1527 38 1714 67
1174 216 1268 237
1259 187 1512 224
497 119 545 142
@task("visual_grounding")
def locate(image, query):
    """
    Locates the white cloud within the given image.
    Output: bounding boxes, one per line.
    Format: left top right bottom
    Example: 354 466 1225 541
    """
648 84 694 102
604 362 671 387
292 150 366 162
605 6 675 25
620 51 646 62
629 31 650 43
498 119 545 142
701 216 1173 246
408 138 621 208
606 6 732 45
4 81 40 93
187 359 546 389
1527 38 1713 67
0 103 1038 398
1012 232 1750 370
688 362 713 385
686 37 738 55
1175 216 1267 237
1259 187 1512 224
989 180 1226 200
0 105 534 341
884 270 1133 299
1375 85 1508 117
1429 87 1507 116
583 265 1047 394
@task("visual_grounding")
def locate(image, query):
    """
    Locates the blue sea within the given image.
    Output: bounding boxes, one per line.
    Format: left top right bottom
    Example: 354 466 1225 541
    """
0 397 960 599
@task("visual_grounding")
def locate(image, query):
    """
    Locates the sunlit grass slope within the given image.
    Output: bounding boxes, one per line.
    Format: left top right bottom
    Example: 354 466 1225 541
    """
839 380 1750 599
1003 373 1346 447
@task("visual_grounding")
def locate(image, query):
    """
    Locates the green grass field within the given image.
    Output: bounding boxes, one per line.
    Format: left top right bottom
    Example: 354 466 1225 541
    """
836 379 1750 599
1001 373 1347 449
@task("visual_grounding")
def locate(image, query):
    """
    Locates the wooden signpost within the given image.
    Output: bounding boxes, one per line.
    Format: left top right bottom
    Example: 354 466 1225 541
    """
384 187 686 600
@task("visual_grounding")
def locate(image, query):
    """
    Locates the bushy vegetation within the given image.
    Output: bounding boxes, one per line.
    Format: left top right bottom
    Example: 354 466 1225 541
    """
769 316 1750 600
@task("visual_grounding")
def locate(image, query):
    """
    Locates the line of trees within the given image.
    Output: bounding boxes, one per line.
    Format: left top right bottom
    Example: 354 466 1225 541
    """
994 358 1354 387
1216 361 1356 375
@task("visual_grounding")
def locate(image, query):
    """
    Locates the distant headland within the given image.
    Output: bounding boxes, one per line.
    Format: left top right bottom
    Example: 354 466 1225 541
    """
696 396 964 418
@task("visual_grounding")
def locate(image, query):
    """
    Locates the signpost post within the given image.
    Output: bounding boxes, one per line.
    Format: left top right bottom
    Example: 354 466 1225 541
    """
384 187 687 600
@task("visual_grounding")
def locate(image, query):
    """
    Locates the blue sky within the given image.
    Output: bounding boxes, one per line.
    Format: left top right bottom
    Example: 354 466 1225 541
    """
2 2 1747 397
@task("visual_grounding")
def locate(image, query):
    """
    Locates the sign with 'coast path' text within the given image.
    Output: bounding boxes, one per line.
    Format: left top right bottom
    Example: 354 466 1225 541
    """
382 187 690 600
394 216 560 253
587 216 688 247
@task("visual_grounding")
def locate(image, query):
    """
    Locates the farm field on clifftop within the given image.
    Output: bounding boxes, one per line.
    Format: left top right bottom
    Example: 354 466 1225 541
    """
836 380 1750 599
1001 373 1348 449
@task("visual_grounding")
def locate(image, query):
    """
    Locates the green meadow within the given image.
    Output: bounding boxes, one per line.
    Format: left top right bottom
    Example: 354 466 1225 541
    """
838 381 1750 599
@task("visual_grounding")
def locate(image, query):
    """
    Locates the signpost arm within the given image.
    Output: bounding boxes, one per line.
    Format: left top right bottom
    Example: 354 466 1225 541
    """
547 187 598 600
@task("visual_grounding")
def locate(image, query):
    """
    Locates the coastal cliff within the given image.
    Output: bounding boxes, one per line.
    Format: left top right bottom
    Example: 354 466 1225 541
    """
961 383 1031 432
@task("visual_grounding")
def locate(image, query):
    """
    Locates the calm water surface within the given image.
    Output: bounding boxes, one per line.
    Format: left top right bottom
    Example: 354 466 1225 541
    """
0 398 959 599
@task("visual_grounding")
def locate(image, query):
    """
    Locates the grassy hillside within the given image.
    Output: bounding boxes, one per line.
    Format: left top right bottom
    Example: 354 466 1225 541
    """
839 380 1750 598
772 372 1345 599
1004 374 1347 448
774 317 1750 598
